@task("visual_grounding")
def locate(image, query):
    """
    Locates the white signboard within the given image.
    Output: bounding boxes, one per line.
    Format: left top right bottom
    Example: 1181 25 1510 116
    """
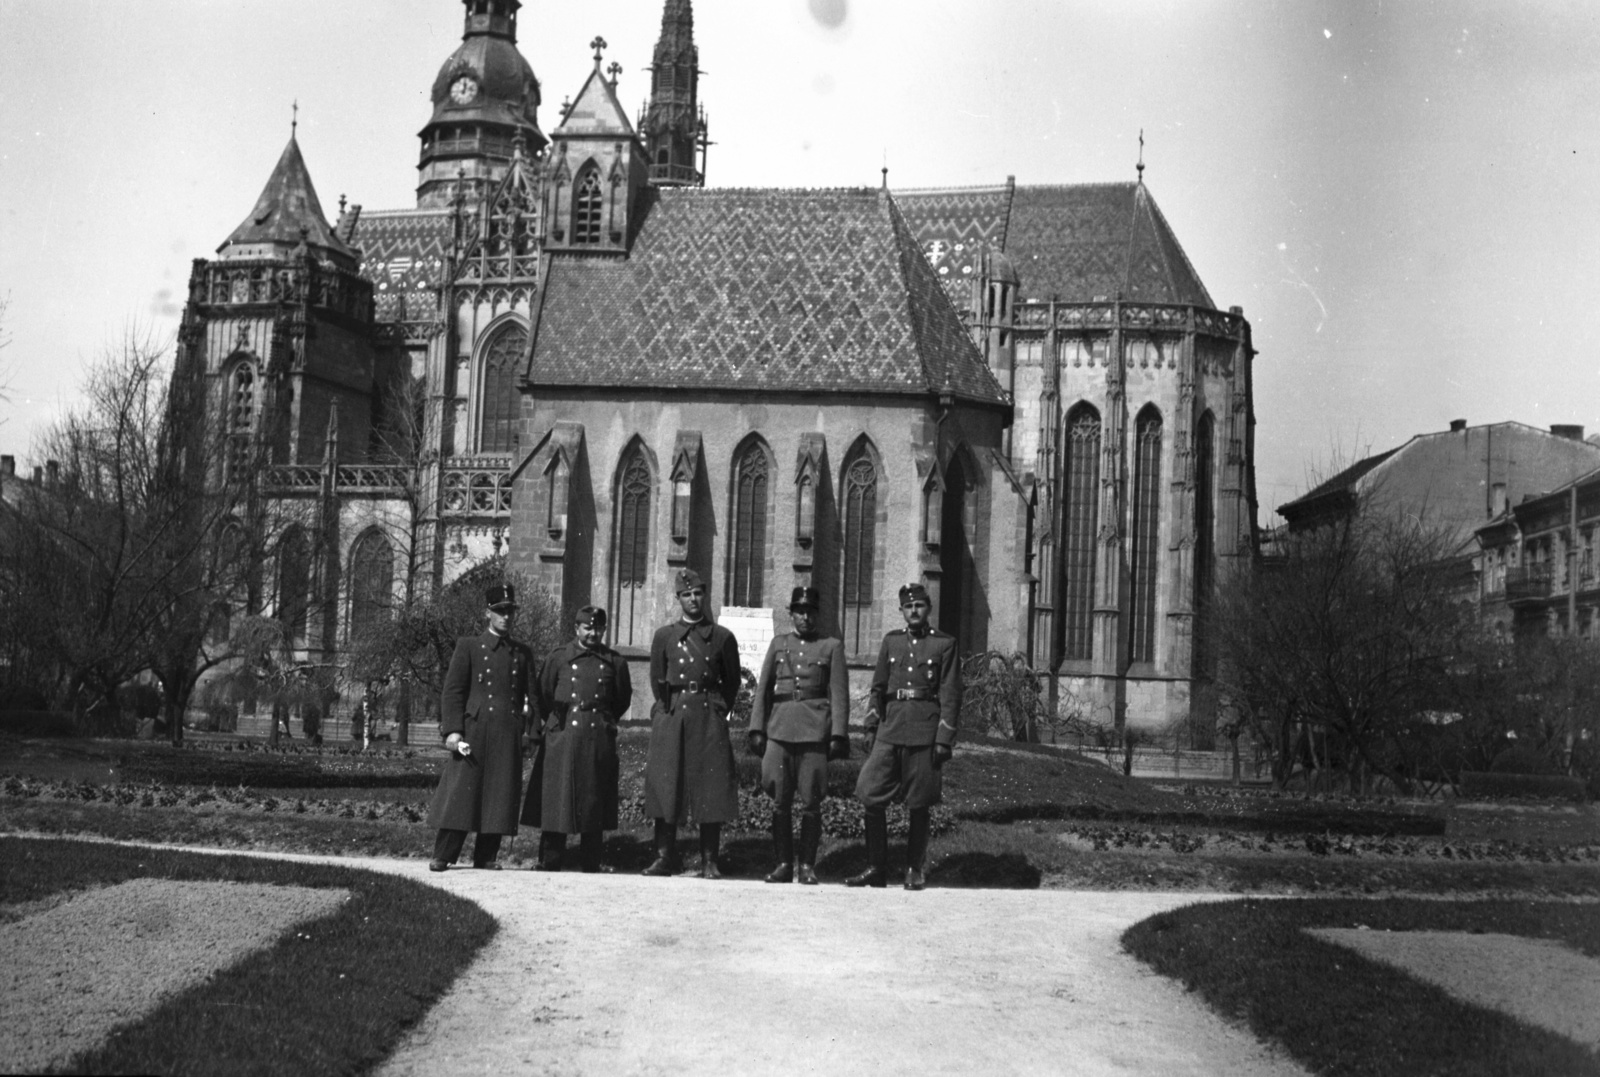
717 606 777 672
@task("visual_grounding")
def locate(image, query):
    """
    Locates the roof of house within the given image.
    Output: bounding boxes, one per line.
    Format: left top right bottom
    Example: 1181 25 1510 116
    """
893 180 1214 308
527 187 1008 406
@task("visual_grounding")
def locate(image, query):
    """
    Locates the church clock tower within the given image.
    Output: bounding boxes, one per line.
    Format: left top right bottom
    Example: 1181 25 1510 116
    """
417 0 548 208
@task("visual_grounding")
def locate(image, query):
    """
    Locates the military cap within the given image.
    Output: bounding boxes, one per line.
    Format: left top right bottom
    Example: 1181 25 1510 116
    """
789 586 821 611
575 605 608 627
485 583 518 610
898 581 931 606
675 568 706 594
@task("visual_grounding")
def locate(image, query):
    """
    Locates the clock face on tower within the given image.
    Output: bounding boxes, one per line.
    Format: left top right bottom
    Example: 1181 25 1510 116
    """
449 76 478 104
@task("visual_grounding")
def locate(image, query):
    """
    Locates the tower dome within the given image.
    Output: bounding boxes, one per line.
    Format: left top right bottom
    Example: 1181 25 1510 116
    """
417 0 548 208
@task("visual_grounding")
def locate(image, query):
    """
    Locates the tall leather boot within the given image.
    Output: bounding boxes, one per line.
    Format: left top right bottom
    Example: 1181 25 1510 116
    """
796 814 822 885
845 807 888 888
641 819 677 876
764 812 795 883
535 831 566 872
699 823 724 879
905 807 930 891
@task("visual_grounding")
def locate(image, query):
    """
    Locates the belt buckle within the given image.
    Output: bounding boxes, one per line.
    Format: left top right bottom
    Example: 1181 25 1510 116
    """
896 688 911 701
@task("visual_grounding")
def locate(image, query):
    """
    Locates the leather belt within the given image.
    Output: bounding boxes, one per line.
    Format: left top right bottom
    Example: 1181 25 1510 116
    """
776 686 827 702
894 687 934 701
671 682 718 694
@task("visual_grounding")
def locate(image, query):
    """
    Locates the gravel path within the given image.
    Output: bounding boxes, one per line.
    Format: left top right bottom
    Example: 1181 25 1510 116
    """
0 878 348 1073
1312 928 1600 1048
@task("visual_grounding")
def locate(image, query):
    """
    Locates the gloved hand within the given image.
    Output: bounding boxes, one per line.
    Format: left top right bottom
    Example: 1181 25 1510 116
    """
932 743 952 769
827 735 851 761
747 730 767 757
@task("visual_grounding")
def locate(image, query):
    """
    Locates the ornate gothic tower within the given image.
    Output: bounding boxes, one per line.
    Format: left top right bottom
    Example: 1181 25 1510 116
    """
641 0 708 186
417 0 548 208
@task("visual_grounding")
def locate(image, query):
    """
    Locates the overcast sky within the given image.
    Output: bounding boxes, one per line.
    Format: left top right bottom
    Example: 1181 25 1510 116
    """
3 0 1598 518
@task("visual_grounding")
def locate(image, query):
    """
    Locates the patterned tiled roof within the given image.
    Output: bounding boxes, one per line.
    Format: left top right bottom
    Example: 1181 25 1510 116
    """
894 183 1014 304
529 188 1006 406
1006 183 1213 306
349 209 453 323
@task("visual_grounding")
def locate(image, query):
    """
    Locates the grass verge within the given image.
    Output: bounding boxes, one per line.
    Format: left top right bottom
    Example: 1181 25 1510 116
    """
3 836 496 1077
1122 897 1600 1077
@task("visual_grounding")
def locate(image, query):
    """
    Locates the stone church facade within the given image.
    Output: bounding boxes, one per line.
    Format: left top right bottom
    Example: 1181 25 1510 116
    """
173 0 1258 733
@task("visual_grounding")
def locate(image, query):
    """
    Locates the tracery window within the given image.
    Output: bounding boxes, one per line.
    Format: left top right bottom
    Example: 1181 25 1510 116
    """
572 164 603 245
841 448 879 653
729 441 770 607
226 363 256 479
1130 407 1164 665
1061 405 1101 662
278 526 311 648
348 530 394 643
613 445 653 648
477 322 527 454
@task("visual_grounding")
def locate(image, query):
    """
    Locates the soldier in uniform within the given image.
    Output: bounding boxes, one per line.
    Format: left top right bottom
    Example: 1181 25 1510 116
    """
748 585 849 884
642 569 742 878
522 605 632 872
427 583 533 871
847 581 961 891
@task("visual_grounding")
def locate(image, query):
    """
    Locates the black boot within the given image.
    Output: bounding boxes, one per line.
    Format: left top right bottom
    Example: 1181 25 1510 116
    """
579 831 610 873
641 819 678 876
905 807 930 891
699 823 724 879
797 814 822 885
535 831 566 872
845 807 888 888
765 812 795 883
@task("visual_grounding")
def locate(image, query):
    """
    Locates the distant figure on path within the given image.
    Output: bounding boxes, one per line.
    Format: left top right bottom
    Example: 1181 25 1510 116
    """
748 586 849 884
523 605 632 873
847 582 960 891
642 569 741 878
427 584 532 872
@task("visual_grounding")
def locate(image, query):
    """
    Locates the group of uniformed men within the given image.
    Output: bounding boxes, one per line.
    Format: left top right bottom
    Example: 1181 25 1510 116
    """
425 569 961 890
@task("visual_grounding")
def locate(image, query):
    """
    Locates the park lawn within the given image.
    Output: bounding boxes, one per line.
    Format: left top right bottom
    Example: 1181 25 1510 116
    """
1122 896 1600 1077
1 837 496 1077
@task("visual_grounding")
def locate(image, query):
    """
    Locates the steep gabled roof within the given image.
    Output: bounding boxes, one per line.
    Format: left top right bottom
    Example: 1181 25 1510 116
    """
221 136 355 264
893 182 1014 302
553 64 635 138
349 208 453 323
529 187 1006 406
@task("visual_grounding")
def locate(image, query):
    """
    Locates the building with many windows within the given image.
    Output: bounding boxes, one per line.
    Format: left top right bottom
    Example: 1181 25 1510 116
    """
173 0 1260 733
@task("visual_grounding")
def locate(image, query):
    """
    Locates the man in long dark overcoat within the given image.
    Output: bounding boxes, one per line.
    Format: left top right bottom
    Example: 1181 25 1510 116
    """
426 583 533 871
748 585 850 884
642 569 741 878
847 581 961 891
522 605 632 873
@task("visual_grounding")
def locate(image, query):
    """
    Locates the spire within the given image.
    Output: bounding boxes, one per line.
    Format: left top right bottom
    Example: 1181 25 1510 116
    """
219 135 356 267
1136 128 1145 184
644 0 707 187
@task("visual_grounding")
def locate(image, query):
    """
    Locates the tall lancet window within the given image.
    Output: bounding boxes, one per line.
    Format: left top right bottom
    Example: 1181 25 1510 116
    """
1130 406 1164 665
729 440 770 607
1193 411 1216 672
1061 404 1101 662
841 447 879 654
278 526 311 649
226 363 256 479
572 164 603 245
348 529 394 644
613 444 653 648
478 322 527 454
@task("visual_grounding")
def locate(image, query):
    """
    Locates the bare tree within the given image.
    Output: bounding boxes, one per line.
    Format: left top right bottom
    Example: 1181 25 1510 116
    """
1207 498 1469 795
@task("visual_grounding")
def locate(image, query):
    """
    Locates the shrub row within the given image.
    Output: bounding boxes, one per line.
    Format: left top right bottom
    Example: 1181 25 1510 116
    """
0 710 79 737
1459 770 1588 801
1062 822 1600 863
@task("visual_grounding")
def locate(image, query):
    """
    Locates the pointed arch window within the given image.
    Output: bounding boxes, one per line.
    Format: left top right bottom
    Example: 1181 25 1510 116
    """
278 526 311 649
572 164 603 245
729 441 770 607
613 445 653 648
546 454 570 537
842 449 879 653
348 530 394 643
478 322 527 454
1130 407 1164 665
1061 405 1101 662
226 363 256 479
1193 412 1216 673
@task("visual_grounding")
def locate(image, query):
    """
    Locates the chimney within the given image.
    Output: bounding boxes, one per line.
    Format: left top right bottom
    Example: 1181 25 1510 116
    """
1449 418 1467 433
1551 424 1585 441
45 460 60 487
32 466 42 484
0 455 13 478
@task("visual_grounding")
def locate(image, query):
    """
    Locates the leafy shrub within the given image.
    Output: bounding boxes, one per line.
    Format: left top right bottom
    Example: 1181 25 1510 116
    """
1459 770 1587 801
1489 745 1558 775
0 710 77 737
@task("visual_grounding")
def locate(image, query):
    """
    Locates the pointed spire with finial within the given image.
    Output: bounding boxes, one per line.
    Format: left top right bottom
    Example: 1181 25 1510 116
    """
291 100 299 138
591 35 607 66
1136 128 1145 184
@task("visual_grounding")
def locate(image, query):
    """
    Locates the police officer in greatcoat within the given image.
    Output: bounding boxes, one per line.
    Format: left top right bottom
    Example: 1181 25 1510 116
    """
427 583 533 871
847 581 961 891
522 605 633 873
642 569 742 878
748 586 850 884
